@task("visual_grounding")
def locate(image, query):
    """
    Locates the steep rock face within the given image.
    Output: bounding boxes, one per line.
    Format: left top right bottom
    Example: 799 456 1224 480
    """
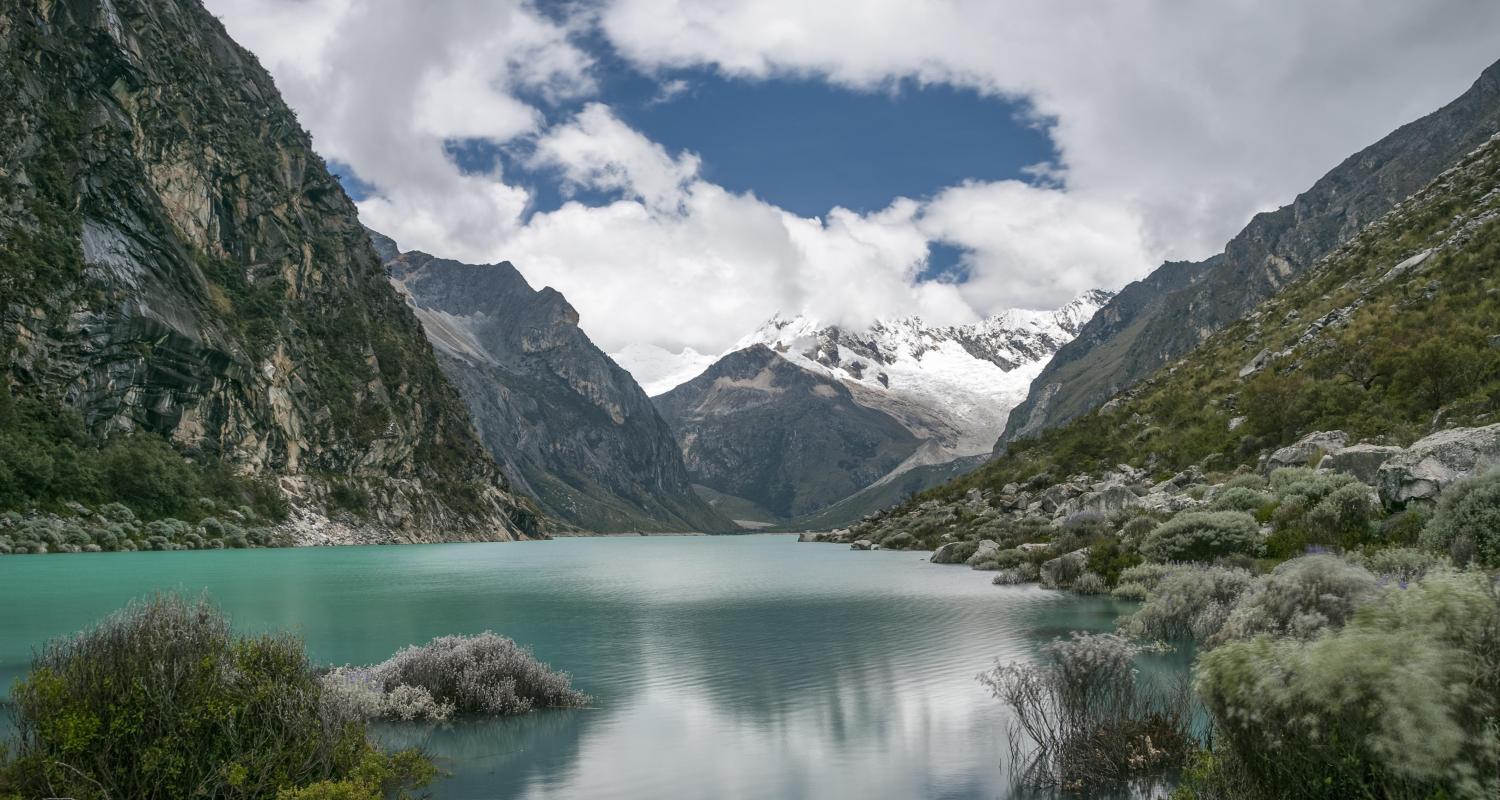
379 233 730 533
1001 58 1500 448
655 345 921 521
0 0 538 541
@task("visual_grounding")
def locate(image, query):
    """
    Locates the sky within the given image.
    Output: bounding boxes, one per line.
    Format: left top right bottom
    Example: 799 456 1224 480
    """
205 0 1500 356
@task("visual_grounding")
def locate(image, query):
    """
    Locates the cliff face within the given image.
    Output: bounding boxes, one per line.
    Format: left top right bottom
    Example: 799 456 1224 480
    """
1000 58 1500 448
655 345 922 521
378 233 731 533
0 0 540 541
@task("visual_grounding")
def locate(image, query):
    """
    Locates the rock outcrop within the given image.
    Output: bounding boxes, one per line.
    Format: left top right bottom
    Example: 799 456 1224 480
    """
0 0 539 541
378 234 730 533
1378 425 1500 506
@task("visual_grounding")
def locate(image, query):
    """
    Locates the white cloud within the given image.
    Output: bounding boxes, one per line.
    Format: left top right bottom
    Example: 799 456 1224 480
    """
206 0 1500 356
599 0 1500 260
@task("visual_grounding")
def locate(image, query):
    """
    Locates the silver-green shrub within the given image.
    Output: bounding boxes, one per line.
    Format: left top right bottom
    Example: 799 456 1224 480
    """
1354 547 1448 583
1421 467 1500 566
1073 572 1108 595
1139 511 1263 563
370 632 588 716
1110 563 1176 601
1209 486 1273 513
1212 555 1381 644
1195 569 1500 798
1120 565 1252 642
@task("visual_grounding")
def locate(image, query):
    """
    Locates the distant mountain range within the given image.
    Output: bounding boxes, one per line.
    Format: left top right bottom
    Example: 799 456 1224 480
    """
639 293 1112 528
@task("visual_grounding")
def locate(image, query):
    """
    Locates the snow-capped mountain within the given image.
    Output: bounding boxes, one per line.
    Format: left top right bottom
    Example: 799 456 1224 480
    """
732 289 1114 462
641 290 1114 527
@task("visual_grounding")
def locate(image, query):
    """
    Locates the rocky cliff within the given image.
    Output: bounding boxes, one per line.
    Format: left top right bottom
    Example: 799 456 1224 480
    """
1000 57 1500 448
377 232 731 532
0 0 540 541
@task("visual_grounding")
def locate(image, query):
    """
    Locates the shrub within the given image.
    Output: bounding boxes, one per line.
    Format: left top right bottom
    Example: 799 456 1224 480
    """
1073 572 1108 595
1084 537 1142 586
1222 473 1267 491
1268 467 1359 506
1120 565 1252 643
1140 512 1263 563
1194 569 1500 799
1377 506 1431 546
1040 550 1088 589
364 632 588 717
1302 483 1379 547
994 563 1040 585
1355 547 1448 584
1110 563 1176 601
1421 467 1500 566
1212 555 1382 644
978 633 1194 791
2 595 432 800
1209 486 1273 513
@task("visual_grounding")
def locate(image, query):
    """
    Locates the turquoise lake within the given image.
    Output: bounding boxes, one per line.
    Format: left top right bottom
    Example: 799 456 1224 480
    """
0 534 1143 799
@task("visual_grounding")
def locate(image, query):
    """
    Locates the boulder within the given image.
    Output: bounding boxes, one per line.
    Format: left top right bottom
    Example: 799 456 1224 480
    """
1239 348 1272 378
1324 444 1404 485
965 539 1001 566
850 539 874 551
1377 424 1500 506
1040 548 1090 589
930 541 967 563
798 532 834 542
1265 431 1349 473
1016 542 1050 552
1076 485 1143 515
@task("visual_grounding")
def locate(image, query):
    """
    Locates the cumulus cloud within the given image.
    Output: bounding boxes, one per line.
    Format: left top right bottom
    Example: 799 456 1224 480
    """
599 0 1500 259
206 0 1500 355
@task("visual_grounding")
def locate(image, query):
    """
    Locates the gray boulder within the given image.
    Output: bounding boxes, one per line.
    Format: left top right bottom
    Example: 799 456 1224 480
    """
1266 431 1349 473
1378 424 1500 506
965 539 1002 566
850 539 874 551
1324 444 1404 485
1076 485 1143 515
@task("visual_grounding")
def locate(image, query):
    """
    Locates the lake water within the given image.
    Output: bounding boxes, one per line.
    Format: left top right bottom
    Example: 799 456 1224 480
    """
0 534 1148 799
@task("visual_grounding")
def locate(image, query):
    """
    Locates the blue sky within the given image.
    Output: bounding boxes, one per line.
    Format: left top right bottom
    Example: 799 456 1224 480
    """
339 53 1055 261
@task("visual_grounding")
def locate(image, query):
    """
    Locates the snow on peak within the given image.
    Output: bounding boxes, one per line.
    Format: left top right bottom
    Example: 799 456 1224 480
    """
722 290 1114 457
610 343 719 396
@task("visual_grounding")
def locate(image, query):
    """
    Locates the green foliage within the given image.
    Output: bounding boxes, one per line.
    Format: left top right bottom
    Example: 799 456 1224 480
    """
1140 512 1263 563
1422 467 1500 566
1120 565 1252 643
1193 569 1500 799
2 595 433 800
1209 486 1273 514
0 387 286 523
1212 555 1381 644
1084 537 1142 586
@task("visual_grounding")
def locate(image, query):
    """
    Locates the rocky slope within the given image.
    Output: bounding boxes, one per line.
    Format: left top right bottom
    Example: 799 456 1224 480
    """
652 294 1110 526
1000 57 1500 448
655 345 921 522
376 233 731 533
0 0 540 542
858 125 1500 547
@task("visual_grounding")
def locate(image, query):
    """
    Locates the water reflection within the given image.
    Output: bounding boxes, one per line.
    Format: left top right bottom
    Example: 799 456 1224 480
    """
0 536 1155 799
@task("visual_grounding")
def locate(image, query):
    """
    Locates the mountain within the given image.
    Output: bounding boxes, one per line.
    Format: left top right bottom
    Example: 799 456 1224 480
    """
0 0 539 541
655 345 922 523
653 293 1111 527
376 233 732 533
854 124 1500 546
999 58 1500 449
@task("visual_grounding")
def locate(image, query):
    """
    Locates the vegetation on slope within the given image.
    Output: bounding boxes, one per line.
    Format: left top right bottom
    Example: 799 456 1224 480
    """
869 133 1500 529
